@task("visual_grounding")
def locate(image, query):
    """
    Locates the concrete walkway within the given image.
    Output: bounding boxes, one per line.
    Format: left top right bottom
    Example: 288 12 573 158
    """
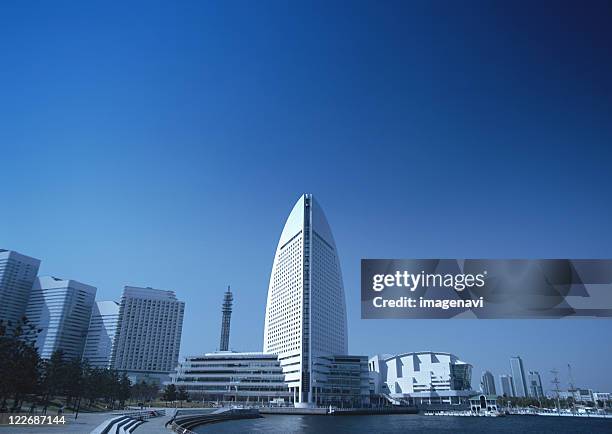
133 415 173 434
0 412 113 434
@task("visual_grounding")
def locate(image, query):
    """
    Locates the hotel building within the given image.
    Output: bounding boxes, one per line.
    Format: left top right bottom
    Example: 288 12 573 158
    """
83 300 120 368
25 276 97 359
264 194 358 406
111 286 184 383
0 249 40 334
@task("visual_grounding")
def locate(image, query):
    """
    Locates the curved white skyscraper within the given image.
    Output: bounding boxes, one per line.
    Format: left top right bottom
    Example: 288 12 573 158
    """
264 194 348 405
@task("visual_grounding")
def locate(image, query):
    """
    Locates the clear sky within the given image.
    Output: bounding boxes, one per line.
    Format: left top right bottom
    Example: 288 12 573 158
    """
2 1 612 392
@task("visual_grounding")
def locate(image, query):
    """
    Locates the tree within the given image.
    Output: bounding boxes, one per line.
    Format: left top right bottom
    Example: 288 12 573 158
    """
0 318 131 413
64 357 85 408
131 381 159 405
118 374 131 408
177 386 188 407
0 317 42 412
162 384 177 403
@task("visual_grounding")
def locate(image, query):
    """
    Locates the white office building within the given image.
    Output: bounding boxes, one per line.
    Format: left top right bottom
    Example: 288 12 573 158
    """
0 249 40 334
83 300 120 368
170 352 292 403
111 286 185 384
25 276 97 359
263 194 349 406
369 352 473 405
510 356 528 397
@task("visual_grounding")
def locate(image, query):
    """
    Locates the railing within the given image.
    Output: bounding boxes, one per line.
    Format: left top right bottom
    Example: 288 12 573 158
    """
169 409 261 434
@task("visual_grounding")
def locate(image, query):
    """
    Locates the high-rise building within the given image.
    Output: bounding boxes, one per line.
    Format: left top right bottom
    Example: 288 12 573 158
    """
25 276 96 359
263 194 349 406
219 286 233 351
481 371 497 396
500 374 515 397
528 371 544 398
0 249 41 334
83 300 120 368
111 286 185 383
510 356 528 397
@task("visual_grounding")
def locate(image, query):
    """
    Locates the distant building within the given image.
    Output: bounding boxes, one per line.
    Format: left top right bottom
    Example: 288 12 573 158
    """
83 300 120 368
111 286 184 384
469 394 498 413
593 392 611 407
481 371 497 396
500 374 515 397
510 356 528 397
25 276 96 359
0 249 41 333
369 351 473 405
573 388 594 403
528 371 544 399
219 286 233 351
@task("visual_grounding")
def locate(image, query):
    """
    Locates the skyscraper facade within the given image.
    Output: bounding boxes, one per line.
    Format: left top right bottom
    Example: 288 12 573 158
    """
263 194 349 406
481 370 497 396
510 356 528 397
111 286 185 383
500 374 515 397
25 276 97 359
0 249 40 333
219 286 233 351
528 370 544 398
83 300 120 368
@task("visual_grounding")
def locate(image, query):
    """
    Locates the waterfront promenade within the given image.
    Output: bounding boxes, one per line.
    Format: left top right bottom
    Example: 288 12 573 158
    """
0 412 118 434
0 408 174 434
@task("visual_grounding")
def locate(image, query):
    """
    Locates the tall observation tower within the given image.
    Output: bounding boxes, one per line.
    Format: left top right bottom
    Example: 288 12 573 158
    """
219 286 233 351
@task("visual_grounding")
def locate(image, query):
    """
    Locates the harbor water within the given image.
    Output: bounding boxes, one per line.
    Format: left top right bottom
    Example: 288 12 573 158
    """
194 413 612 434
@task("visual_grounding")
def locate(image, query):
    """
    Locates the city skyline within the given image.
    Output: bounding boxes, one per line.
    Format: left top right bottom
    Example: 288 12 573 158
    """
2 220 608 394
2 1 612 394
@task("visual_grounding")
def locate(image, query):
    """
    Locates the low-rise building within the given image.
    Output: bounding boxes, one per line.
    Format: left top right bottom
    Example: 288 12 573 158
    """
170 351 371 407
170 351 292 404
369 351 473 406
593 392 610 407
312 355 370 407
469 394 498 413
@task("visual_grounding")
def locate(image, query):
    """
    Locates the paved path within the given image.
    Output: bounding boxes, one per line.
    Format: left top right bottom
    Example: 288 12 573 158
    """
0 412 113 434
0 408 224 434
134 415 173 434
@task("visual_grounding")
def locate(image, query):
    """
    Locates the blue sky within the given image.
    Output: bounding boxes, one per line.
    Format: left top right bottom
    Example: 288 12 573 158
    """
2 1 612 392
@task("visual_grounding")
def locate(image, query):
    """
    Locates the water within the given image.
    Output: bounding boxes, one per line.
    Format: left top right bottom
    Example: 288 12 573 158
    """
194 414 612 434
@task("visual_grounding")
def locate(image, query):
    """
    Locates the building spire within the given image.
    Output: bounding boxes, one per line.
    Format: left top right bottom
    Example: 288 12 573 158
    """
219 285 233 351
